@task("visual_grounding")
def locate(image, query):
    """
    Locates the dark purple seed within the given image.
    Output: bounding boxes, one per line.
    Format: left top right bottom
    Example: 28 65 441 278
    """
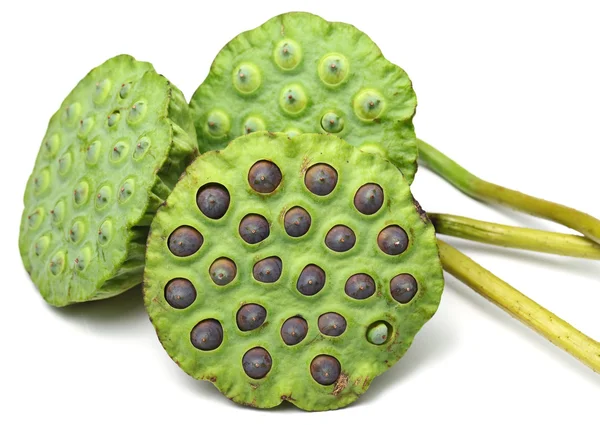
164 278 196 309
168 226 203 257
280 317 308 346
304 163 338 196
354 183 384 215
325 225 356 252
237 304 267 331
196 183 230 219
345 274 376 300
318 312 347 337
239 214 270 244
248 160 282 193
310 355 341 385
284 206 311 237
209 258 237 286
390 273 418 304
296 264 326 296
190 319 223 351
242 347 272 379
377 225 409 255
253 257 282 283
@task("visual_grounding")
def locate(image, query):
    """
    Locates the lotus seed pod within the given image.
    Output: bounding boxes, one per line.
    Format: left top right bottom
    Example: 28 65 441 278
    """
190 12 419 183
19 55 198 306
144 132 444 411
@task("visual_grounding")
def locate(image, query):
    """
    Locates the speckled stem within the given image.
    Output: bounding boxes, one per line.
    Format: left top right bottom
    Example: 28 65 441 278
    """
430 213 600 260
417 139 600 245
438 240 600 374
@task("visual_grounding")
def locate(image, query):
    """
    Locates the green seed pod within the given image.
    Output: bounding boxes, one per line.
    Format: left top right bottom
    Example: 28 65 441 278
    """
190 12 418 184
144 132 443 411
19 54 198 306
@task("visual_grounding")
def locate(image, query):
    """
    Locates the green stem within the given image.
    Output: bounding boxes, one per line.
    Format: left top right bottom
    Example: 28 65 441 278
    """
417 139 600 245
437 240 600 373
429 213 600 260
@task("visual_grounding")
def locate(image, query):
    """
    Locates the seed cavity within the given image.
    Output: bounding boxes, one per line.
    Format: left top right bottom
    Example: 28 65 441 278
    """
239 214 270 244
274 39 302 70
33 235 51 257
57 152 72 176
191 319 223 351
209 257 237 286
77 116 95 139
33 167 50 194
325 225 356 252
196 183 230 219
50 200 65 224
284 128 301 138
107 110 121 127
320 112 344 133
128 100 147 124
390 273 418 304
168 225 204 257
69 220 85 244
110 141 129 163
296 264 326 296
233 63 262 94
86 141 102 165
318 53 350 86
62 102 82 126
119 82 132 99
281 317 308 346
98 219 113 246
118 178 135 203
279 84 308 115
305 163 338 196
93 79 112 104
27 207 44 229
367 321 392 345
243 116 266 134
345 273 376 299
43 134 60 158
253 256 282 283
318 312 347 337
242 347 272 379
377 225 409 255
248 160 282 193
49 251 66 276
354 183 384 215
165 278 197 309
310 355 341 385
73 246 92 272
95 185 112 210
353 89 385 121
237 304 267 331
284 206 311 237
133 136 151 160
205 110 231 138
73 181 90 206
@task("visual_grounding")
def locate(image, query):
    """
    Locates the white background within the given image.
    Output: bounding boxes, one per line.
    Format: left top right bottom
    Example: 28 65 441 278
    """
1 1 599 423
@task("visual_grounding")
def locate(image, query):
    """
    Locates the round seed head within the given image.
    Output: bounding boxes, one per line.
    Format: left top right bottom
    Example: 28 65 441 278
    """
239 214 270 244
168 226 204 257
325 225 356 252
345 274 376 299
296 264 326 296
310 355 341 386
248 160 282 193
284 206 311 237
164 278 197 309
242 347 272 379
281 317 308 346
209 258 237 286
253 257 282 283
196 183 230 219
354 183 384 215
390 273 418 304
377 225 409 255
318 312 347 337
237 304 267 331
305 163 338 196
366 321 391 345
191 319 223 351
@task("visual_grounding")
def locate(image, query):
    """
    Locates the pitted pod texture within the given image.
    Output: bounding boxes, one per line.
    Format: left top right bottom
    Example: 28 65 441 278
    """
144 132 444 411
19 55 198 306
190 11 419 184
